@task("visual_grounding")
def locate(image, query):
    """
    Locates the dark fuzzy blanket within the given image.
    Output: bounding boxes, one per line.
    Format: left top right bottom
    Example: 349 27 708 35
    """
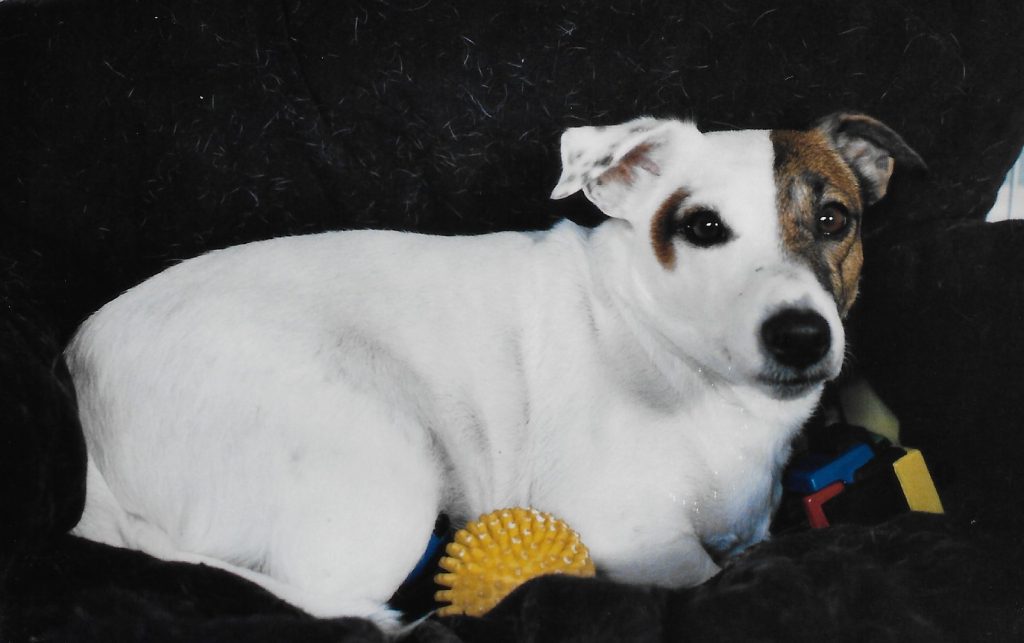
2 1 1023 641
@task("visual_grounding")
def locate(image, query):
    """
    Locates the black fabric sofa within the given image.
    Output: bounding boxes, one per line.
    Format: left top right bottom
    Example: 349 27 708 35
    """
2 1 1022 641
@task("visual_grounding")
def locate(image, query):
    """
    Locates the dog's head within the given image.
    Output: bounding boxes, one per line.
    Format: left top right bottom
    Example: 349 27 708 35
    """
551 113 924 399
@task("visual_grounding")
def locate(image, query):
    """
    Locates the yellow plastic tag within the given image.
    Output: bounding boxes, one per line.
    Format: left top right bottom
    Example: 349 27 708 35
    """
892 448 944 514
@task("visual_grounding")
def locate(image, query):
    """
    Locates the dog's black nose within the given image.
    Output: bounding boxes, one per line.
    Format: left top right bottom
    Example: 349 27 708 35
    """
760 309 831 369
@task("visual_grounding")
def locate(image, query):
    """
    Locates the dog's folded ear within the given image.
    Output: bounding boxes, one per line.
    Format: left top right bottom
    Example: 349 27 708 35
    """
815 112 927 206
551 118 701 221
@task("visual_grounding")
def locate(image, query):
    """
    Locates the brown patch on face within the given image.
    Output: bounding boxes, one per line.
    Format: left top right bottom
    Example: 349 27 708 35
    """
650 188 688 270
771 129 864 315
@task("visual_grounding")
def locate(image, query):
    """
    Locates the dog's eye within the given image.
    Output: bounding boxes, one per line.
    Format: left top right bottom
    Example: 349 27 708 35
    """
680 209 730 247
817 203 850 238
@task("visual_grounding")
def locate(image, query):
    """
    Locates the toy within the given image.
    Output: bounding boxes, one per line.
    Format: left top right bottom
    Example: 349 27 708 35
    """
434 508 596 617
784 442 875 493
780 422 944 530
404 519 449 584
891 448 944 514
802 481 846 529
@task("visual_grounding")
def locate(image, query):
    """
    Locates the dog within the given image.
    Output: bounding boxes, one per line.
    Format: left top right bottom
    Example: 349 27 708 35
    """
67 112 923 627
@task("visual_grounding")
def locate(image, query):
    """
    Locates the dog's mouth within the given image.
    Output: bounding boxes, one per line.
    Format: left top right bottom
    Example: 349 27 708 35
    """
755 374 825 399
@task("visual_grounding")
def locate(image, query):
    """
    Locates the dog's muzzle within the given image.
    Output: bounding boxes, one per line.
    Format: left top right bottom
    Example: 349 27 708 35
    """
760 308 831 370
757 309 835 399
755 307 833 398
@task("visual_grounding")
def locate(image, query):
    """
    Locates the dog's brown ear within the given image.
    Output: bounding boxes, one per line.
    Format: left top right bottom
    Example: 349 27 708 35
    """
815 112 926 205
551 118 701 221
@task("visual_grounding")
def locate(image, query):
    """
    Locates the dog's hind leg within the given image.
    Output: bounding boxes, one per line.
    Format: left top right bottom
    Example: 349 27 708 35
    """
154 549 405 629
73 456 194 561
257 418 444 625
73 456 416 629
73 456 135 548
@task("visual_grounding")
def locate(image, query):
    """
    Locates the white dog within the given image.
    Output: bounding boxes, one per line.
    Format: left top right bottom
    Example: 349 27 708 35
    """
67 113 922 627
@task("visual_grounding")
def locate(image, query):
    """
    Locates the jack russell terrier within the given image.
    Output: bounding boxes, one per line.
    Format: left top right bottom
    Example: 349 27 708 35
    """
67 112 923 627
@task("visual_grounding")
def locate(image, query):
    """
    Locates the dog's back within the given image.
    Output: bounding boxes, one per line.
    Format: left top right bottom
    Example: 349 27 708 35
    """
67 224 604 625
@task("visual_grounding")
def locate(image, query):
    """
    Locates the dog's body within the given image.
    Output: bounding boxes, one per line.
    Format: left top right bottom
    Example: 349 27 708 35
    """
67 114 922 626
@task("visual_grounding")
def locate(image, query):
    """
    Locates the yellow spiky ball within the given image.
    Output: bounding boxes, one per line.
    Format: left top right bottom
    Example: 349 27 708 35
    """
434 507 596 617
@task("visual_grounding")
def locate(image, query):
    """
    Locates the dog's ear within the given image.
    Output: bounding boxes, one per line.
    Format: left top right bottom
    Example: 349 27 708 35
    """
815 112 927 205
551 118 701 220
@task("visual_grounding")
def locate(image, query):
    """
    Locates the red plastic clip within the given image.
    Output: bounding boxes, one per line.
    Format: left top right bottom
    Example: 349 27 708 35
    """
802 481 846 529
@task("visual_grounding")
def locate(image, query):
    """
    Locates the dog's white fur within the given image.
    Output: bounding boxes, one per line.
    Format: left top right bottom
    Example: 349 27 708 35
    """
68 118 875 626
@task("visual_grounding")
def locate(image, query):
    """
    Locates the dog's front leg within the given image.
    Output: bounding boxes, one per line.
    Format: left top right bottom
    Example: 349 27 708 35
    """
598 532 720 589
